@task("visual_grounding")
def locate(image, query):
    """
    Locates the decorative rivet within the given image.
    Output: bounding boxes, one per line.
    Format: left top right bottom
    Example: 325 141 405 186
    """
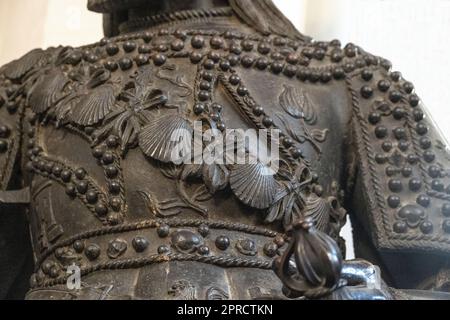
431 180 444 192
153 54 167 66
403 82 414 94
229 74 241 86
190 52 203 64
198 245 210 256
390 71 402 82
241 55 254 68
332 67 345 80
409 178 422 192
416 123 428 135
262 117 273 127
110 197 122 211
291 149 303 159
409 94 420 107
42 261 56 275
73 240 85 253
215 236 230 251
203 59 215 70
386 167 398 177
393 107 406 120
105 165 118 178
375 126 388 139
387 195 401 208
132 236 150 253
107 239 127 259
158 245 170 254
389 179 403 193
382 141 393 152
48 265 60 279
85 244 101 261
219 60 231 71
389 91 402 103
258 42 271 55
171 230 203 253
102 152 115 165
283 65 297 77
52 165 62 177
236 239 257 256
119 58 133 70
253 106 264 116
135 54 149 66
361 69 373 81
344 43 357 57
263 242 278 257
198 91 210 101
368 112 381 125
138 44 151 54
198 224 210 237
407 154 420 164
86 190 98 204
331 49 344 63
443 220 450 234
417 195 430 208
420 137 431 150
413 110 424 122
92 146 104 159
123 41 136 52
142 31 153 43
378 80 391 92
74 168 86 180
65 184 76 197
393 221 408 234
199 81 211 91
106 43 119 56
0 140 8 153
423 151 435 163
402 167 413 178
157 224 170 238
398 205 425 227
428 166 441 178
108 181 121 194
210 36 224 49
171 39 185 51
237 86 249 97
270 62 284 74
375 154 388 164
0 125 10 138
393 128 406 140
104 60 118 71
420 221 433 234
95 203 108 216
442 204 450 217
107 212 122 225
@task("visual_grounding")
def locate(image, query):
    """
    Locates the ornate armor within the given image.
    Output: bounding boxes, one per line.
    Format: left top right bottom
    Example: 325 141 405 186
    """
0 0 449 300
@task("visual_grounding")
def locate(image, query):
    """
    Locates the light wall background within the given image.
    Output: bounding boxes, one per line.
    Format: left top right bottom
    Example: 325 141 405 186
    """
1 0 450 259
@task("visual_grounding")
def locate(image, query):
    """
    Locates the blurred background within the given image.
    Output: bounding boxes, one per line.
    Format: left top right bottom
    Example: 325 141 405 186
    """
1 0 450 258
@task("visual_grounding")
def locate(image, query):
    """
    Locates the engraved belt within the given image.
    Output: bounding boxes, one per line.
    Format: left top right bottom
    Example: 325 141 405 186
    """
30 218 287 288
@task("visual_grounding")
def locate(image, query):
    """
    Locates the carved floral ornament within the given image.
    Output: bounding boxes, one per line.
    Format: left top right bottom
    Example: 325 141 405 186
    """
3 42 340 231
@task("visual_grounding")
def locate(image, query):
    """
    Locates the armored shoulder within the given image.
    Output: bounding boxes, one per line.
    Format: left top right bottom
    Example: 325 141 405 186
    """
0 47 71 189
345 45 450 255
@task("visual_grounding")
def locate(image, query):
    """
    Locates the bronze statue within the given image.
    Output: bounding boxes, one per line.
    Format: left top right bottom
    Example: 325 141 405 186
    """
0 0 449 300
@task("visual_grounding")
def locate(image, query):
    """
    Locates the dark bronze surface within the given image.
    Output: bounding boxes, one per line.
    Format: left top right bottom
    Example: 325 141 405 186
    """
0 0 449 300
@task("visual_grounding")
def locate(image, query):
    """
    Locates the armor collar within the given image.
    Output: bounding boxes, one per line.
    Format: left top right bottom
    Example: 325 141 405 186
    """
88 0 153 13
88 0 309 42
118 6 234 34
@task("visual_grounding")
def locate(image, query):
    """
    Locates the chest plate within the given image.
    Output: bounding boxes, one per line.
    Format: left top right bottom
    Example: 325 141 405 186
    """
13 29 354 297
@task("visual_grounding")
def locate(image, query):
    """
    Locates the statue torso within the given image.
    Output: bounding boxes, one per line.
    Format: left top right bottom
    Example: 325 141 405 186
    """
4 18 364 299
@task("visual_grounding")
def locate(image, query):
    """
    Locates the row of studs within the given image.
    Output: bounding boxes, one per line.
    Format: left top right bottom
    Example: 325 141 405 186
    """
33 223 285 283
359 68 450 235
